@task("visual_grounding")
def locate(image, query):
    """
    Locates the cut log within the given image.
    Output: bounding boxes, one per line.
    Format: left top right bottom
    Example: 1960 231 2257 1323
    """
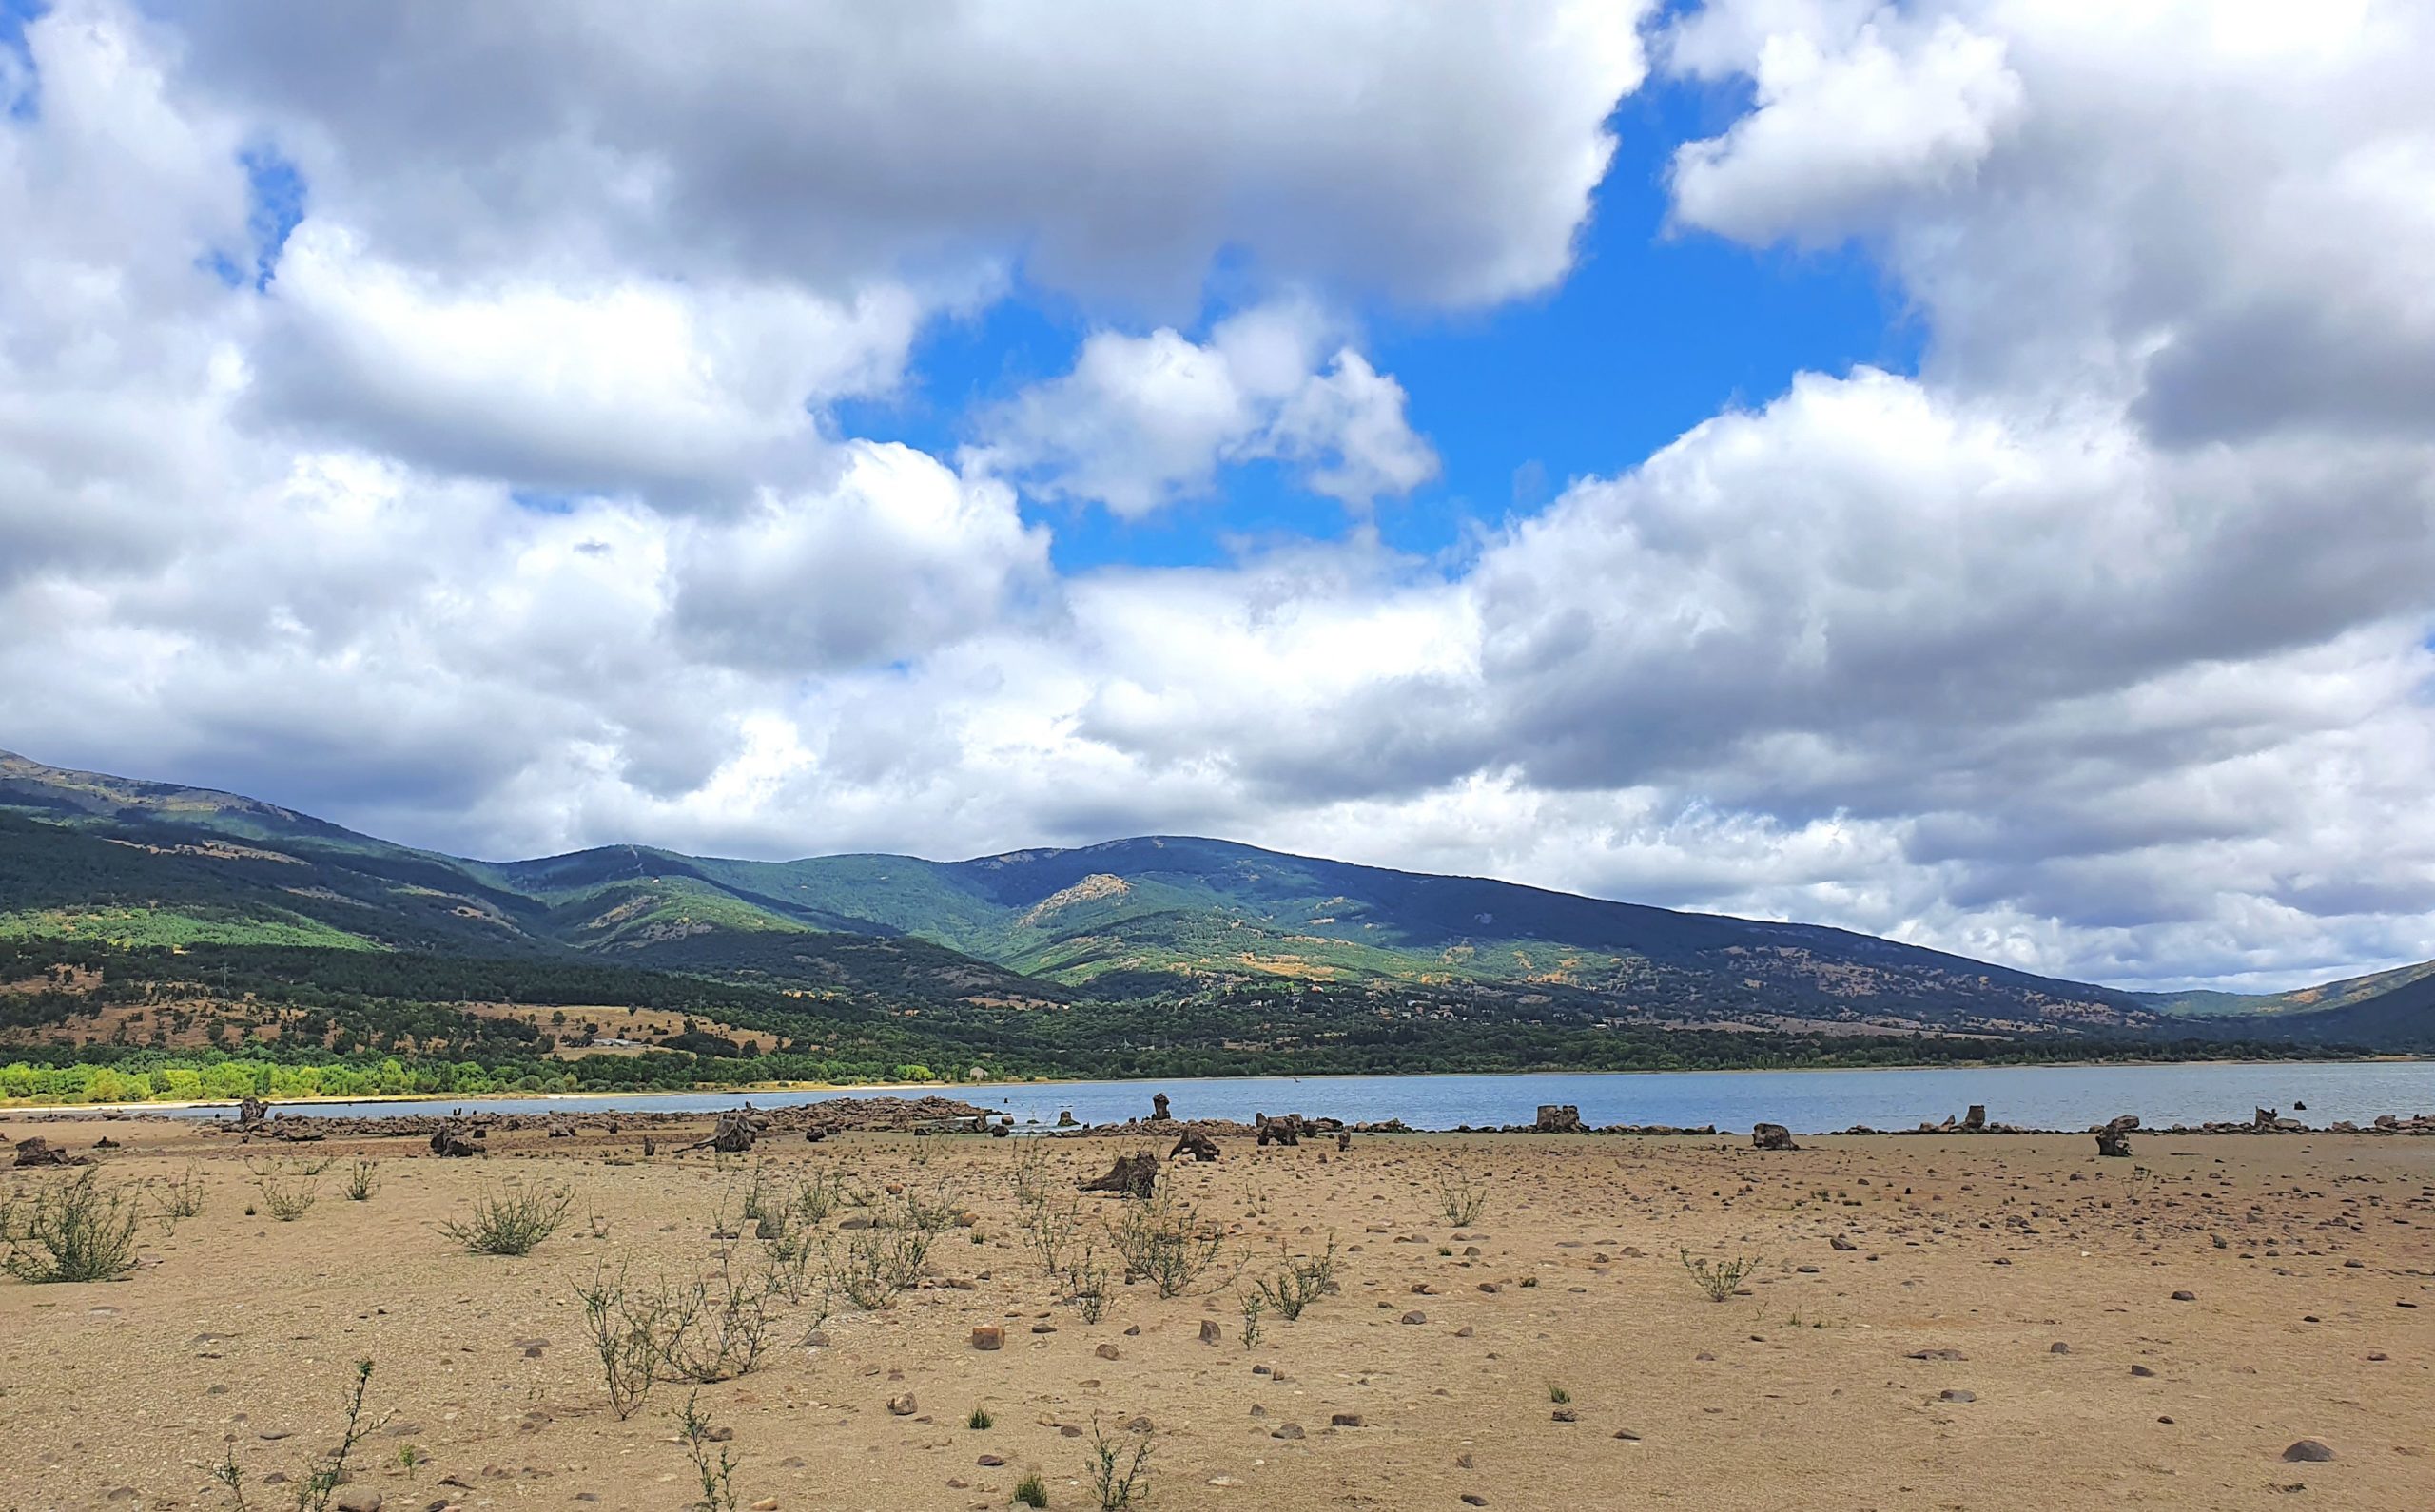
1080 1151 1159 1198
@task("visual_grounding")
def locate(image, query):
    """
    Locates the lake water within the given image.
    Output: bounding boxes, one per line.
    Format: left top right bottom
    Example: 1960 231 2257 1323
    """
152 1060 2435 1134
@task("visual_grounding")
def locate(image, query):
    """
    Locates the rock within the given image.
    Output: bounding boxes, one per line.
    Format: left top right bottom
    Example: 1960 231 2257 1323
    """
1551 1407 1578 1422
1199 1320 1222 1345
2050 1343 2071 1354
333 1493 380 1512
886 1393 917 1416
11 1136 82 1168
1152 1093 1172 1121
1399 1310 1428 1325
1270 1423 1304 1440
1096 1344 1120 1360
2130 1365 2156 1377
2170 1290 2196 1302
1829 1234 1859 1251
2283 1440 2335 1463
1907 1349 1967 1361
1331 1413 1364 1427
1938 1389 1976 1404
970 1326 1003 1351
977 1455 1005 1467
1751 1123 1799 1152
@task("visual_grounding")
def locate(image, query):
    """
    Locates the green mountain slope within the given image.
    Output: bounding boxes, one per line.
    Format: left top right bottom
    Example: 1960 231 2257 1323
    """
0 749 2171 1037
2133 958 2435 1018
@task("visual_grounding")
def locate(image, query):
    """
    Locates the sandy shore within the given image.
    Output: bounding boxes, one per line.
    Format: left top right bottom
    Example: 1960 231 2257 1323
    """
2 1116 2428 1511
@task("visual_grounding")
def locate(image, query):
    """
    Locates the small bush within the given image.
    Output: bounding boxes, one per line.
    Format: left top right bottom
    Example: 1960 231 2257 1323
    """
1086 1416 1153 1510
1681 1249 1759 1303
676 1391 739 1512
1109 1188 1232 1299
247 1158 321 1223
1548 1382 1571 1405
440 1182 572 1255
1251 1234 1338 1321
1062 1240 1113 1324
1238 1290 1265 1347
343 1159 380 1202
213 1357 383 1512
158 1163 207 1220
968 1405 993 1430
2 1169 142 1283
1013 1471 1049 1508
1433 1170 1488 1227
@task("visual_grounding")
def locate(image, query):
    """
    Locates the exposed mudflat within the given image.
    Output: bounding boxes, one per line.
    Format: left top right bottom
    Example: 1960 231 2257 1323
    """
3 1117 2429 1511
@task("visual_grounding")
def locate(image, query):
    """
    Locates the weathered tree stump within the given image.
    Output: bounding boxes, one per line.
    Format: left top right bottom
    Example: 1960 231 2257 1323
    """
1751 1122 1799 1152
686 1108 760 1153
429 1124 480 1157
1534 1104 1585 1134
1080 1150 1160 1198
1151 1093 1172 1122
2254 1106 2278 1130
1961 1105 1987 1132
1335 1130 1353 1151
2094 1114 2138 1157
1057 1109 1079 1128
13 1136 83 1168
237 1096 268 1128
1169 1128 1220 1162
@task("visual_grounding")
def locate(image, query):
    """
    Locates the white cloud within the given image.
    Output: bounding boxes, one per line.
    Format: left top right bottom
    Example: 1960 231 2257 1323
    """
4 0 2435 999
252 223 927 502
969 301 1437 515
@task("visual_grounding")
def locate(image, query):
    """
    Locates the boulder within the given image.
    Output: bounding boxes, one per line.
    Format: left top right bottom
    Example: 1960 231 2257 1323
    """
1751 1123 1799 1152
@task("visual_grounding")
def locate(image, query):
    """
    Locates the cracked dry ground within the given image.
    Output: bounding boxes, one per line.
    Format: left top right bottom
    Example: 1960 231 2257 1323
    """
2 1121 2430 1510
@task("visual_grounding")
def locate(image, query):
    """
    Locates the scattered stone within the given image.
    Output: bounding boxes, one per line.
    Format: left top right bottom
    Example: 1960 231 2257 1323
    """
1199 1320 1223 1345
2283 1440 2335 1463
970 1326 1003 1351
886 1394 917 1416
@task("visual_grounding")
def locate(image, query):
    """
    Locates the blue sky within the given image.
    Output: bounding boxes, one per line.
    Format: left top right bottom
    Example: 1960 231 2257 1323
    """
841 79 1920 575
5 0 2431 994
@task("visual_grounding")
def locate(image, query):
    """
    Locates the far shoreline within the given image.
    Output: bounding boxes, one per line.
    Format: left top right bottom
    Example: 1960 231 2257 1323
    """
6 1054 2425 1119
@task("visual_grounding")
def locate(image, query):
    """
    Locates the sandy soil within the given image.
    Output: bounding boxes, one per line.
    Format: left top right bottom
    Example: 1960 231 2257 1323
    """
2 1118 2429 1512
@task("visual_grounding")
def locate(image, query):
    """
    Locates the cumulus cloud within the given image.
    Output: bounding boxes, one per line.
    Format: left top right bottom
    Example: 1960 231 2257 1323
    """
968 302 1437 515
4 0 2434 997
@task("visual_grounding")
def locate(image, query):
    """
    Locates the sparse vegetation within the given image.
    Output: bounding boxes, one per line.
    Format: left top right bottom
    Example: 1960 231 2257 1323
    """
1086 1416 1154 1510
2 1168 142 1283
342 1158 380 1202
247 1157 321 1222
676 1391 739 1512
212 1357 382 1512
158 1162 207 1220
1109 1187 1233 1298
1681 1249 1760 1303
440 1181 572 1255
1434 1170 1489 1226
1014 1471 1049 1508
1251 1233 1338 1321
968 1405 994 1430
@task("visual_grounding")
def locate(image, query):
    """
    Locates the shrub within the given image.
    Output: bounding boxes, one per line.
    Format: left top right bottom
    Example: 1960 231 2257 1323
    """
1433 1170 1488 1227
343 1159 380 1203
247 1158 320 1223
1681 1249 1759 1303
440 1182 572 1255
213 1357 382 1512
1251 1234 1338 1321
1110 1188 1233 1299
676 1391 739 1512
1086 1416 1153 1510
158 1163 207 1220
2 1169 142 1283
968 1405 993 1430
1013 1472 1049 1508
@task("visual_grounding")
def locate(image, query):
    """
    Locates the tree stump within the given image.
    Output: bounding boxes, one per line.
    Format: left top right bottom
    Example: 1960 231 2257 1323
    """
1151 1093 1172 1122
1751 1122 1799 1152
2094 1114 2138 1157
1169 1128 1220 1162
429 1124 480 1157
1534 1104 1584 1134
1080 1151 1159 1198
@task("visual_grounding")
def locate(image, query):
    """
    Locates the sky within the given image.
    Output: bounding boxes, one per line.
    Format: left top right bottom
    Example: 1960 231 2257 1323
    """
2 1 2431 995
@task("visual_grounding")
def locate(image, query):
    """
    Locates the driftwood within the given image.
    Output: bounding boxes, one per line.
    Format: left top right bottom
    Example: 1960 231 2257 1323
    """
1080 1150 1160 1198
1169 1128 1220 1162
1751 1122 1799 1152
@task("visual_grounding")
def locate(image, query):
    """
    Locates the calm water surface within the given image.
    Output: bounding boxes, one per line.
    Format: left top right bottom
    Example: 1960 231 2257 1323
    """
157 1061 2435 1134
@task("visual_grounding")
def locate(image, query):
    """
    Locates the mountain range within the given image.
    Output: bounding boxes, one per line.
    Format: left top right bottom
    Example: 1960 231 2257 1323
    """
2 749 2428 1058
